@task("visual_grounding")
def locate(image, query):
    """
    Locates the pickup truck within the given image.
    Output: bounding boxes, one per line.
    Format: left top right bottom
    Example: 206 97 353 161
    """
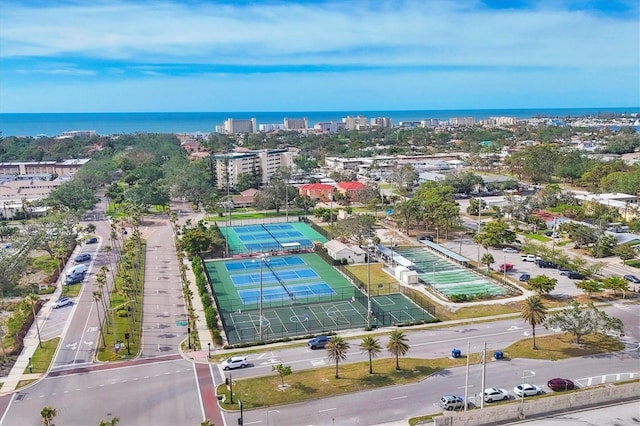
521 254 540 262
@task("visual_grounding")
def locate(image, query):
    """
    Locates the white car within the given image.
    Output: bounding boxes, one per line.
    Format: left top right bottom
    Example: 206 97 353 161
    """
513 383 542 397
502 247 519 253
221 356 248 370
484 387 510 402
52 297 72 309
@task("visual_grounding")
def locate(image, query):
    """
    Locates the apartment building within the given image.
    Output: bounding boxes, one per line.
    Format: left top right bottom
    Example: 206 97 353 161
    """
211 149 297 190
222 118 257 134
0 159 90 177
284 117 308 130
314 121 346 133
343 115 367 130
370 117 392 128
449 117 475 126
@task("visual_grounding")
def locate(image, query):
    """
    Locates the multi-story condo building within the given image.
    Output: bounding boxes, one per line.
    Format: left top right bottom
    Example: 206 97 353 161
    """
449 117 475 126
0 160 90 177
284 117 308 130
222 118 257 134
420 119 440 128
343 115 367 130
314 121 346 133
211 149 297 190
370 117 393 128
259 123 284 132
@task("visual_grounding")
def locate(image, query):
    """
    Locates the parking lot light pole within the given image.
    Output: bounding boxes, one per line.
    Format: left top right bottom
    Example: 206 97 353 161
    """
520 370 536 417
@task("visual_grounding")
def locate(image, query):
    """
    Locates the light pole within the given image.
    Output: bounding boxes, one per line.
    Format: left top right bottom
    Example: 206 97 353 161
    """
432 262 437 288
519 370 536 417
367 245 372 328
476 199 482 269
253 255 268 342
208 342 211 359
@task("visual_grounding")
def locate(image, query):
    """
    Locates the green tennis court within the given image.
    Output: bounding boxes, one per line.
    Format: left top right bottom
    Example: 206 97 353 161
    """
219 222 327 255
205 252 436 345
395 247 508 297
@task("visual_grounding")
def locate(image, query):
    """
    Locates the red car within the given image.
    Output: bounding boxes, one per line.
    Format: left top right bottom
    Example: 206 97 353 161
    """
498 263 514 273
547 378 575 391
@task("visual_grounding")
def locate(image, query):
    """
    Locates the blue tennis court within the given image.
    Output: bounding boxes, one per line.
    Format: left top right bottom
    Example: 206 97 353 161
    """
224 256 306 272
231 268 319 286
238 282 336 304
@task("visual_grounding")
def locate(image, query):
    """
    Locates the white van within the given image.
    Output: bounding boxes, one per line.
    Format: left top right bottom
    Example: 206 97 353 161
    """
67 264 87 277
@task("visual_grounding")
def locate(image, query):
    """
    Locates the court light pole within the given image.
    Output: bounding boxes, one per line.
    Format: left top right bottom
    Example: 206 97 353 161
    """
253 254 268 342
367 245 372 328
519 370 536 417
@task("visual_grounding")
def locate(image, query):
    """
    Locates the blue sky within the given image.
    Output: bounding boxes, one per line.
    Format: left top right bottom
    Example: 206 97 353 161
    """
0 0 638 113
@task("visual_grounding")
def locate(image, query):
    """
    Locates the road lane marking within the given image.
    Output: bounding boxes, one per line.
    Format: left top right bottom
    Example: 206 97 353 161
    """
319 408 336 413
391 396 408 400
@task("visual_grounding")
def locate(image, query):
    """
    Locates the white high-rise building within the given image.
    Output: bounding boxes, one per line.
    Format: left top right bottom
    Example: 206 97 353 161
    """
284 117 308 130
211 149 297 189
222 118 257 134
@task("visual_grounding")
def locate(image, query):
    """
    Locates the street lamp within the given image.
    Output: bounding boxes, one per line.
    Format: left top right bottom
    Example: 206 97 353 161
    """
252 255 268 342
519 370 536 416
208 342 211 359
367 245 372 328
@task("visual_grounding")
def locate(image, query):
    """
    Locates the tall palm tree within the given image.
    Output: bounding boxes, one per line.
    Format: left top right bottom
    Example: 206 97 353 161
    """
481 253 495 274
387 329 410 370
326 336 350 379
40 406 57 426
521 295 547 350
27 294 43 348
92 291 106 348
360 336 382 374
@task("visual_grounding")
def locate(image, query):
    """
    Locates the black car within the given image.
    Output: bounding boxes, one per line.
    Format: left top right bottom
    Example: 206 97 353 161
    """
308 336 330 349
85 237 98 244
567 271 586 280
537 260 558 269
75 253 91 262
65 272 86 285
624 275 640 284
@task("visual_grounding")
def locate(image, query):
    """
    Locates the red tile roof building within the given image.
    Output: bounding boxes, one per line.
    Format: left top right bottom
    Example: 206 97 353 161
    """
298 183 334 201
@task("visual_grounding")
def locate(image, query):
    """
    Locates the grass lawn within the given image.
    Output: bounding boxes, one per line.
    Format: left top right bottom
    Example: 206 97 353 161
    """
28 255 58 281
22 338 60 374
502 333 624 361
524 233 550 242
624 259 640 268
218 357 466 410
62 283 82 298
343 263 399 294
437 303 521 321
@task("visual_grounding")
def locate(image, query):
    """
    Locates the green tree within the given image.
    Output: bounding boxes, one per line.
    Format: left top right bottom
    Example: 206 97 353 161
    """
45 181 99 212
527 275 557 295
613 244 637 261
293 194 316 214
333 214 376 246
521 296 547 350
359 336 383 374
575 279 604 297
40 406 57 426
473 220 516 252
545 301 624 344
481 253 494 274
467 198 487 216
326 336 350 379
272 363 293 387
386 329 410 370
602 276 630 299
98 417 120 426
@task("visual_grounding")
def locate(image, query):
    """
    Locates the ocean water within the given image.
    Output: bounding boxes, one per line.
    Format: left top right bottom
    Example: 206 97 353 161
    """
0 107 637 137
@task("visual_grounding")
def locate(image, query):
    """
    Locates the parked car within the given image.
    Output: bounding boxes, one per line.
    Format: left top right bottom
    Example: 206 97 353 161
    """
537 260 558 269
513 383 542 397
308 335 330 349
75 253 91 263
521 254 540 262
439 395 466 411
483 388 510 402
502 247 519 253
65 273 86 286
559 270 573 276
547 378 575 392
52 297 72 309
519 273 531 282
498 263 514 273
221 356 248 370
85 237 98 244
567 272 586 280
623 275 640 284
558 266 572 274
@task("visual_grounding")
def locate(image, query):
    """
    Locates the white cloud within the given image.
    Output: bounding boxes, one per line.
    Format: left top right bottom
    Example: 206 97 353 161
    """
0 0 638 70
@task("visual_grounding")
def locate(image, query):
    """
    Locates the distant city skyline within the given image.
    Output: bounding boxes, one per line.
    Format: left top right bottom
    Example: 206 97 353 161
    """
0 0 638 113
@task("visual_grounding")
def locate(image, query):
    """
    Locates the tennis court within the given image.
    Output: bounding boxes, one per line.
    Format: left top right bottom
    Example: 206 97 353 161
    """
220 222 327 255
394 247 508 297
205 252 436 345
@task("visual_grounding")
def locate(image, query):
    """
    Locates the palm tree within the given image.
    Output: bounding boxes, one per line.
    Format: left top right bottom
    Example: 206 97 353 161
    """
326 336 350 378
359 336 382 374
92 291 106 348
387 329 410 370
481 253 494 274
27 294 43 348
40 406 57 426
521 295 547 350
